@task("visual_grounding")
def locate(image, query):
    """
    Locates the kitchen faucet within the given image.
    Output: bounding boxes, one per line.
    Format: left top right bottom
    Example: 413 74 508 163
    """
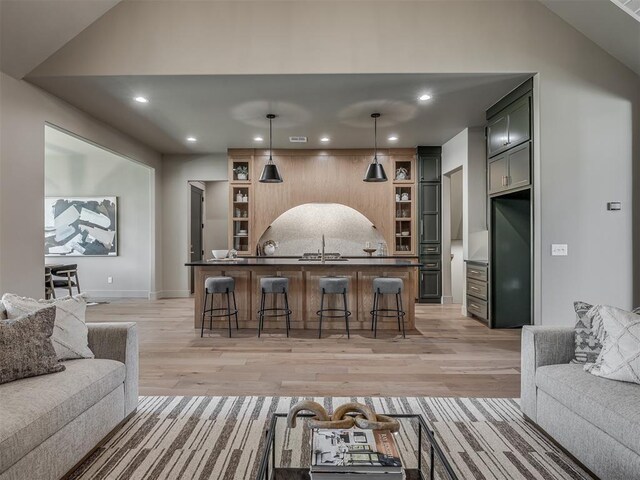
321 234 326 264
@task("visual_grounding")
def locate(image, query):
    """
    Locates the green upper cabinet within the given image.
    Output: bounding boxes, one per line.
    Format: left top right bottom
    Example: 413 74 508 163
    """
487 93 531 158
418 152 440 182
488 142 531 195
487 114 509 158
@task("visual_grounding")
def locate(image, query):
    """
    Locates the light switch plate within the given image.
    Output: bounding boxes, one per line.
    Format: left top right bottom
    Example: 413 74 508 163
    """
551 244 568 256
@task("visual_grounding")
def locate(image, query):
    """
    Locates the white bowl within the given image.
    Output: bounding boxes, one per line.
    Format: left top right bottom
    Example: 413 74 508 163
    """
212 249 229 259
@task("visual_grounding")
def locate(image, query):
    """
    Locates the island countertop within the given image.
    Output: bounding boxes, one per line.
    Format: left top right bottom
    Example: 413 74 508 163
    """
187 256 420 331
185 257 421 267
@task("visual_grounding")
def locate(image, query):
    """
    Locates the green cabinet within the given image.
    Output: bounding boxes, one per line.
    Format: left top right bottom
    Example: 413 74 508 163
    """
485 78 533 328
419 152 441 182
417 146 442 303
487 94 531 158
488 142 530 195
419 269 441 301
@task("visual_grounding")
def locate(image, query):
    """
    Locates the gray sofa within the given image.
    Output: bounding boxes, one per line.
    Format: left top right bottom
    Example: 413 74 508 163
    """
521 326 640 479
0 322 138 480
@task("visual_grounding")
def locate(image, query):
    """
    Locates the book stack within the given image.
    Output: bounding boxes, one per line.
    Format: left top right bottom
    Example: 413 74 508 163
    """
310 428 404 479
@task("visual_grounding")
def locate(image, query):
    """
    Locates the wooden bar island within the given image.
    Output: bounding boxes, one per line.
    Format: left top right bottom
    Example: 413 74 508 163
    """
186 258 420 331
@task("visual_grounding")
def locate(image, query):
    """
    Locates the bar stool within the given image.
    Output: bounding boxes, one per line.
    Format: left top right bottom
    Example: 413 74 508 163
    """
370 277 406 339
317 276 351 339
201 276 238 338
257 277 292 337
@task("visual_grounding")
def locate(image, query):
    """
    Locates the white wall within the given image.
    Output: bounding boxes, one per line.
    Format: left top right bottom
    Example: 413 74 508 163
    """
45 127 152 297
442 128 490 311
204 181 229 255
0 72 162 299
7 0 640 322
161 154 227 297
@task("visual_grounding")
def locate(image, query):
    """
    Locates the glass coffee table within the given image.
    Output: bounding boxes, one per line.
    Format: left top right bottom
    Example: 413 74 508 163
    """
257 413 458 480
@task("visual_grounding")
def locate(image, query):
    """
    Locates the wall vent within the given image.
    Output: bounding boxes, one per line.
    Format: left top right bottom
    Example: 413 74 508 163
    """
289 136 308 143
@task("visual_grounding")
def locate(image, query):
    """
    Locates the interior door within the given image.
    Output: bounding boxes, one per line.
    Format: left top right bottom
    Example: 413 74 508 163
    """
190 185 204 294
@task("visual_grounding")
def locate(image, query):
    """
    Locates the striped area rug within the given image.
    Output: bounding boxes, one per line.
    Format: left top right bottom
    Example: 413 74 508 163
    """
70 396 593 480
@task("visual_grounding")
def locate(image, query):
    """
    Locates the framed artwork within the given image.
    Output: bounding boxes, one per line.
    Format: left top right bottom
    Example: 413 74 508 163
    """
45 197 118 256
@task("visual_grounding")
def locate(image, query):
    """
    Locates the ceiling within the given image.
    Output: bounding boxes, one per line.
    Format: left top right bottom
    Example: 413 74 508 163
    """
29 73 531 154
540 0 640 76
0 0 122 79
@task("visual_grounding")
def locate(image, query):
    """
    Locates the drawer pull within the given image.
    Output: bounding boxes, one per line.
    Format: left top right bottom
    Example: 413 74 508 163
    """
469 286 479 290
470 303 479 309
426 263 437 267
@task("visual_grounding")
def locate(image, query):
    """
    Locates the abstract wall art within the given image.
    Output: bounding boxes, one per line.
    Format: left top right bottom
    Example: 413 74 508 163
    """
45 197 118 256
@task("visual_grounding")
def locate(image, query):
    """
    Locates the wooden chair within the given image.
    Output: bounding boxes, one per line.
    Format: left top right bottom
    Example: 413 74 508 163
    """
44 267 56 300
51 264 81 296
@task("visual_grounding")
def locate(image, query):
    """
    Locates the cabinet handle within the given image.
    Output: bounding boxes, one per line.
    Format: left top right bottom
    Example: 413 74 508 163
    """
469 286 479 290
421 273 424 283
420 220 424 238
426 263 437 268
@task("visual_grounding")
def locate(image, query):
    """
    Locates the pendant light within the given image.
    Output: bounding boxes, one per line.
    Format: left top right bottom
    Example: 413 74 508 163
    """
363 113 387 182
259 114 283 183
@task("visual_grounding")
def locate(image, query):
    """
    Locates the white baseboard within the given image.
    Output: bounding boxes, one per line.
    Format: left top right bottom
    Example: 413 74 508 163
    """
84 290 150 299
151 290 191 299
441 296 454 304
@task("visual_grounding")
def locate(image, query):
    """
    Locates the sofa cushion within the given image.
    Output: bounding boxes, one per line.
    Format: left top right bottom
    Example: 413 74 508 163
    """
0 358 125 472
536 363 640 455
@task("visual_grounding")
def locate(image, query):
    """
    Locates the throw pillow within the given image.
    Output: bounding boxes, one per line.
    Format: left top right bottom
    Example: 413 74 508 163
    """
572 301 640 364
0 306 65 384
586 305 640 384
2 293 94 361
572 301 601 364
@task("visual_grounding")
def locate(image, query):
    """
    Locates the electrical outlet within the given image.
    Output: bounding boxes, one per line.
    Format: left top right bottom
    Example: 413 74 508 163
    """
107 276 113 284
551 244 568 256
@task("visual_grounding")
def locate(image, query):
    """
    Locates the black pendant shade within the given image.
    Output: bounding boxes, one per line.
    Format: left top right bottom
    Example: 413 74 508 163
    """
363 162 388 182
259 114 283 183
259 163 283 183
363 112 388 182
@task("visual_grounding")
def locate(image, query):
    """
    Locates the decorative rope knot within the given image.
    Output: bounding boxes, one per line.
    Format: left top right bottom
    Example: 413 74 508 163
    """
286 401 400 432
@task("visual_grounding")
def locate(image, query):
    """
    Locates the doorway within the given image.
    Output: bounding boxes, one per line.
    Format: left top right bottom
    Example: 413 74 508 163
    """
189 184 204 294
441 167 464 306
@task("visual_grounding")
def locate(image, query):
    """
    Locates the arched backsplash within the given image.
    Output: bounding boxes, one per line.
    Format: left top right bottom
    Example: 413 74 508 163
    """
257 203 386 256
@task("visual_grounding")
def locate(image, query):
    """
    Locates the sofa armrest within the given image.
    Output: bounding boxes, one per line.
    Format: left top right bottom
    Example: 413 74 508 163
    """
521 326 574 422
87 322 138 417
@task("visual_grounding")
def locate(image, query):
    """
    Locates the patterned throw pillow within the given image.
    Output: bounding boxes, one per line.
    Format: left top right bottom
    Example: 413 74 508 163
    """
2 293 94 361
585 306 640 384
0 306 65 384
572 302 602 364
572 301 640 364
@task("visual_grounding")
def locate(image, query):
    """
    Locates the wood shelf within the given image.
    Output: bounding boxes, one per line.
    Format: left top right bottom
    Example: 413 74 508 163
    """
392 154 416 255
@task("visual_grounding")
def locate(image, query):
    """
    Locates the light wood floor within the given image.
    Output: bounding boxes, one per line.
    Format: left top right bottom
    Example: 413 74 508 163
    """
86 298 521 398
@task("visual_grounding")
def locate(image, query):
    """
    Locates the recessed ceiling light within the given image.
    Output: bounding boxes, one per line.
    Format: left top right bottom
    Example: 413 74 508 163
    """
134 96 149 103
254 136 264 142
388 135 399 142
320 137 330 143
418 94 432 101
186 136 197 142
